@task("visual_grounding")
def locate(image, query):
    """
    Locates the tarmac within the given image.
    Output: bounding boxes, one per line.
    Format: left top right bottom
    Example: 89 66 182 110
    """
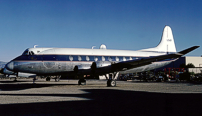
0 78 202 116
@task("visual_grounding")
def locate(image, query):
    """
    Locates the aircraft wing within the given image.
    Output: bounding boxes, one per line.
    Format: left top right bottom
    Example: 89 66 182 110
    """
110 46 199 72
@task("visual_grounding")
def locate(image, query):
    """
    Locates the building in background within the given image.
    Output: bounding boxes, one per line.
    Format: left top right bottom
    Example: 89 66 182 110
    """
156 56 202 74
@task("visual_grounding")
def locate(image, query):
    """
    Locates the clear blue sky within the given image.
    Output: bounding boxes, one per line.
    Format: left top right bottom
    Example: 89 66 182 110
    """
0 0 202 62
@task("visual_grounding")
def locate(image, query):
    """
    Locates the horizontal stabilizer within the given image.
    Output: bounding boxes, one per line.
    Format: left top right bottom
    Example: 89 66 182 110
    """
178 46 200 55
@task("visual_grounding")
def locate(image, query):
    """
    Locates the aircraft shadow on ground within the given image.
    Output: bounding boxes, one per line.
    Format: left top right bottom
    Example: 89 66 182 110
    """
0 89 202 116
128 80 202 85
0 80 28 83
0 83 77 91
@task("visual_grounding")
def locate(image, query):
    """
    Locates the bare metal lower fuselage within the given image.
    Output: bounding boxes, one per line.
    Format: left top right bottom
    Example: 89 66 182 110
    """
11 58 176 76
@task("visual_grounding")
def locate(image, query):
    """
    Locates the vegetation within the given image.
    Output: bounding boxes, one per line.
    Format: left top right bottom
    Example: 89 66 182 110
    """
179 72 191 81
180 63 195 68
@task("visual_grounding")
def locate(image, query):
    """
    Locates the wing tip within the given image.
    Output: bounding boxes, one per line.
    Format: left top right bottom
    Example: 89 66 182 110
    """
179 46 200 55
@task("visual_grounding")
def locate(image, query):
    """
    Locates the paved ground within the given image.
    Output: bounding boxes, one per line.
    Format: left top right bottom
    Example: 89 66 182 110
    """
0 79 202 116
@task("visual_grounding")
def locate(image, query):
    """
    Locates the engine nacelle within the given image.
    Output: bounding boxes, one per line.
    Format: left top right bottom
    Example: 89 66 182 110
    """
73 61 113 75
91 61 113 75
73 64 92 74
91 61 111 69
96 61 111 68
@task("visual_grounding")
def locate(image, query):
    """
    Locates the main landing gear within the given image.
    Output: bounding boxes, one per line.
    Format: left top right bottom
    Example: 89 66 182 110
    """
78 75 86 85
55 75 61 82
78 78 86 85
107 79 116 87
45 76 61 82
77 72 119 87
105 72 119 87
46 76 51 81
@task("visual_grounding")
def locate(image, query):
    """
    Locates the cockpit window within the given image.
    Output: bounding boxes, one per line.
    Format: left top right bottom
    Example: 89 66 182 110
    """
22 50 29 55
22 50 35 55
29 51 35 55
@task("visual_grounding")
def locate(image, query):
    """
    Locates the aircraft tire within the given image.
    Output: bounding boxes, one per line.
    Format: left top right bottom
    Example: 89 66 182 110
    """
107 80 116 87
46 77 51 81
78 79 86 85
13 77 17 82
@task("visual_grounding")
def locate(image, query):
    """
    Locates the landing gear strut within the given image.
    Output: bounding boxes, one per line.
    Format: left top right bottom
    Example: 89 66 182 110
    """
33 77 37 84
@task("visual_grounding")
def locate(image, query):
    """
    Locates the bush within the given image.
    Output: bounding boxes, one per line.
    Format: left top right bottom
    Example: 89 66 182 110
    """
179 72 191 81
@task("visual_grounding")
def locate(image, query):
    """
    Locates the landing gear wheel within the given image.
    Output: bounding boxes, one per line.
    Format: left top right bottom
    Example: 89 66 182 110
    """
55 76 61 82
14 77 17 82
46 77 51 81
55 78 60 82
78 79 86 85
107 80 116 87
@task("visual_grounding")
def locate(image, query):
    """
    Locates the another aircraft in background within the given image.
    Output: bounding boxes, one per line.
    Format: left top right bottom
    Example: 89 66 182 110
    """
4 26 199 86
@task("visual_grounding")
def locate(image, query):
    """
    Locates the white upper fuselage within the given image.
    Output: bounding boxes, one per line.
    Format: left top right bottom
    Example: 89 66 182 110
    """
28 47 166 58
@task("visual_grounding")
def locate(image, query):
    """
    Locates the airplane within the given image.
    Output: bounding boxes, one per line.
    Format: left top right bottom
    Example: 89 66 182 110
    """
4 26 199 86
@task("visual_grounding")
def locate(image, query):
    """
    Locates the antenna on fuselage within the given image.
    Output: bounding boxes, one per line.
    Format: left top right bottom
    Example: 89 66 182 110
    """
100 44 107 49
34 45 38 48
92 46 96 49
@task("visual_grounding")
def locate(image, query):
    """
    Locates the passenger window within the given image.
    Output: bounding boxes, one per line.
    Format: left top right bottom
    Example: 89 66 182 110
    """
108 56 112 61
116 56 119 61
78 56 82 61
129 57 132 60
69 55 73 61
94 56 98 61
102 56 105 61
86 56 90 61
123 57 126 61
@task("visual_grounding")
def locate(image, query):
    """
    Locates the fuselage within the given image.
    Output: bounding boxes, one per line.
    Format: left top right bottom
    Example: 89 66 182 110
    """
6 47 175 76
5 26 181 76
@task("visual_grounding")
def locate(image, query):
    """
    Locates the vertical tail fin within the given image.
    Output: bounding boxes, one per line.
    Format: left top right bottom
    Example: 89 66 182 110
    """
156 26 176 52
140 26 177 53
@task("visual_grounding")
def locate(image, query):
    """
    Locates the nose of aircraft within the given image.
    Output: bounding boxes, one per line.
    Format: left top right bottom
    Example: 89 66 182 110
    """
6 61 14 71
3 67 15 75
3 68 7 74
